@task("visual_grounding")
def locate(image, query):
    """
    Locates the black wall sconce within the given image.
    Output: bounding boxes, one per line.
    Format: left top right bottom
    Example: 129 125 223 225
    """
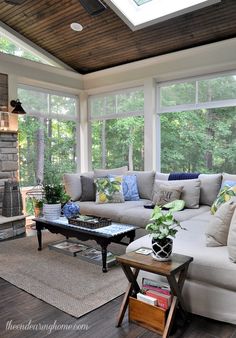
10 99 26 114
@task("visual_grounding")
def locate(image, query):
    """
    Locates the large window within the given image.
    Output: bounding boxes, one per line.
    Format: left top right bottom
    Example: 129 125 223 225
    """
158 74 236 173
89 88 144 170
0 32 51 65
18 85 78 187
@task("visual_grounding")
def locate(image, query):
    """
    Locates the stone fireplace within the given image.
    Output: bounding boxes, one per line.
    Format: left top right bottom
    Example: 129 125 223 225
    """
0 131 25 240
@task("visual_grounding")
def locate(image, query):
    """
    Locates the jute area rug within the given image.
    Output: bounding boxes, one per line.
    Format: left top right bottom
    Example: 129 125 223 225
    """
0 233 127 318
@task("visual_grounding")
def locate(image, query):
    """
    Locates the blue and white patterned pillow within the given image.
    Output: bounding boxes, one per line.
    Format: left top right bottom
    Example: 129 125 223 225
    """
109 174 139 201
221 180 236 189
122 175 140 201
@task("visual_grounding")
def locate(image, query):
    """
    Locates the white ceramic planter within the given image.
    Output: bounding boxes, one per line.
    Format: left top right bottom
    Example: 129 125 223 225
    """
43 203 61 220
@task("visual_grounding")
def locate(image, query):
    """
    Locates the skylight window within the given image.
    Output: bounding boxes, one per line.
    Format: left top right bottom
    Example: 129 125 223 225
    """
105 0 221 31
133 0 152 6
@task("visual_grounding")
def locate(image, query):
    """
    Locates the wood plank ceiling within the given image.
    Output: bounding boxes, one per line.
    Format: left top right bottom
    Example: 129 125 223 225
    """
0 0 236 74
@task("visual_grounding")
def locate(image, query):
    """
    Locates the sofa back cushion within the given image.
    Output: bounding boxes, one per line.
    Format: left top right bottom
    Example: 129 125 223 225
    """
63 172 94 201
153 179 201 209
206 198 236 246
155 172 169 181
128 170 155 200
94 166 128 178
199 174 222 206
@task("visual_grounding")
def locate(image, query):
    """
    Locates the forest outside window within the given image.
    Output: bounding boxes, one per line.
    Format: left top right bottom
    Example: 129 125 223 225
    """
89 88 144 171
158 73 236 173
17 85 78 187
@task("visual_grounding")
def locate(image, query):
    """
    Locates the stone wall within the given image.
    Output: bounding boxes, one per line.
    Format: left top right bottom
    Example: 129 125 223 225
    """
0 130 25 240
0 73 8 109
0 131 18 215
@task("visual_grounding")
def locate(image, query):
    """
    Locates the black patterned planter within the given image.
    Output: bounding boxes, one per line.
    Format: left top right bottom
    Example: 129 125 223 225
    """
151 237 173 261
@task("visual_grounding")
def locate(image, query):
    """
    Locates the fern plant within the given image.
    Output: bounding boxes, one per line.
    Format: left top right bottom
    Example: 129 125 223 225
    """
43 184 69 204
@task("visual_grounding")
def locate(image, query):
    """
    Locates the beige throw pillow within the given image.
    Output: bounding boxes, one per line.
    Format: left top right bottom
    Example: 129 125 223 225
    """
227 209 236 262
152 183 183 206
206 198 236 247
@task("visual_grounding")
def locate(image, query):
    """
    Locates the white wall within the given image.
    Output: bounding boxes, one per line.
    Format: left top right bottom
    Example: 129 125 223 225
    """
83 38 236 90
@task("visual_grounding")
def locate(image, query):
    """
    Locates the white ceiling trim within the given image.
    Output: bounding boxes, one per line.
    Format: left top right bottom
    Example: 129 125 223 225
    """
104 0 221 31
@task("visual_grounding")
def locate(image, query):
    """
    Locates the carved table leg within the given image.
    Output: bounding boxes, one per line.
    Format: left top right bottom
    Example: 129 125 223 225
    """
36 224 42 251
127 230 136 244
101 244 108 273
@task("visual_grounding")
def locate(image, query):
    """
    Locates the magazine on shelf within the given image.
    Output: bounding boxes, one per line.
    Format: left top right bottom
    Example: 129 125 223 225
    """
142 277 171 295
48 240 117 267
76 247 117 267
48 240 88 257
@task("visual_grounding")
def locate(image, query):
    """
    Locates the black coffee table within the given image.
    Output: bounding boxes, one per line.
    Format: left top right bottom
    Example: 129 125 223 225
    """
35 217 138 272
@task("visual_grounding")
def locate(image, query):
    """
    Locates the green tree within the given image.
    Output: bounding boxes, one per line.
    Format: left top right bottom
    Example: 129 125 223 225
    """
161 75 236 173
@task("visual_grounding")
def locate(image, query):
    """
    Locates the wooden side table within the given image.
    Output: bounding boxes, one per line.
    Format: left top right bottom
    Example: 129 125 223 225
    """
116 251 193 338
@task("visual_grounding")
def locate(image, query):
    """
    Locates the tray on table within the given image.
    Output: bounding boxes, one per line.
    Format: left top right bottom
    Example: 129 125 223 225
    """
68 215 112 229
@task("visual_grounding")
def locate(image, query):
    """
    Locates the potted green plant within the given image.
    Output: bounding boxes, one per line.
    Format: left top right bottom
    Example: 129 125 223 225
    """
32 198 43 217
146 206 185 261
43 184 69 220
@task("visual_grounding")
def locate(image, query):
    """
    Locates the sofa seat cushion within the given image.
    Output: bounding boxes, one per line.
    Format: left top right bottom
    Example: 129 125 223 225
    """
120 206 153 228
77 200 149 223
127 212 236 291
173 205 210 222
120 205 210 228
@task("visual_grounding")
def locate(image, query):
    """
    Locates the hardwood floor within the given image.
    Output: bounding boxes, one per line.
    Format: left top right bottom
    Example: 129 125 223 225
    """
0 278 235 338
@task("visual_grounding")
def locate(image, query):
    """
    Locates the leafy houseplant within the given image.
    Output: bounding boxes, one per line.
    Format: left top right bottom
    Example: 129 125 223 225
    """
32 198 43 217
43 184 68 204
146 206 185 261
43 184 69 220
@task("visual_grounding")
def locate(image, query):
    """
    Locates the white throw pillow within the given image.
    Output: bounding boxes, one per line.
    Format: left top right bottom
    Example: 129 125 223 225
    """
206 198 236 247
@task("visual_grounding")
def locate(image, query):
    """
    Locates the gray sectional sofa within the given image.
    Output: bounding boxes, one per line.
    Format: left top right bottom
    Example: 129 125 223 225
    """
63 169 236 325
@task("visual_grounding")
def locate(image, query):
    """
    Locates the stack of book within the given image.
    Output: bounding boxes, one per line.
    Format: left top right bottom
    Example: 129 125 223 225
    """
136 278 172 310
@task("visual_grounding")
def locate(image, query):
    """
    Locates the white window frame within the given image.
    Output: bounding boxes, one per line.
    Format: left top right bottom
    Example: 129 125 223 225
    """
88 86 144 121
17 84 80 172
88 86 144 170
